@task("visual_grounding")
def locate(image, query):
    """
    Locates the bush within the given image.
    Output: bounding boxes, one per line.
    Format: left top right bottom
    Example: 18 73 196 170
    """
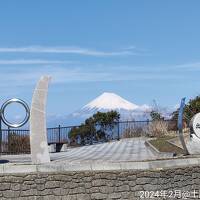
122 127 148 138
8 133 30 153
148 120 168 137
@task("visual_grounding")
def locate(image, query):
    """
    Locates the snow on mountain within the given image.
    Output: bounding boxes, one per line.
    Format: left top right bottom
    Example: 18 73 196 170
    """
71 92 152 121
82 92 139 110
47 92 152 126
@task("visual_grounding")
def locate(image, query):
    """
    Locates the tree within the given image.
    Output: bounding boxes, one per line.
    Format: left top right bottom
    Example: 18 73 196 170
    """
68 110 120 145
85 117 96 144
93 111 120 140
69 123 93 145
150 110 162 121
150 100 165 121
185 96 200 121
171 95 200 122
68 126 82 145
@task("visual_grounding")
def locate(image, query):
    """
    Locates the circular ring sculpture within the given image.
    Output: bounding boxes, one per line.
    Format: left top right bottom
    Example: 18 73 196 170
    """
1 98 30 128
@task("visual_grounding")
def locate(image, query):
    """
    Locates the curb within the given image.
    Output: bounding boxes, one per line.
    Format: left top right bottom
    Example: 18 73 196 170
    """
145 140 175 157
1 157 200 174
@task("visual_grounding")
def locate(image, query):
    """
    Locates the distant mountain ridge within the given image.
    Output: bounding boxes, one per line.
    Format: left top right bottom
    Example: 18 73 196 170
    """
47 92 152 126
72 92 151 120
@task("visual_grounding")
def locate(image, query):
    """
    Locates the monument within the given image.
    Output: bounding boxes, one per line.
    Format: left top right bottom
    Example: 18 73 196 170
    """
30 76 51 164
177 97 189 155
190 113 200 139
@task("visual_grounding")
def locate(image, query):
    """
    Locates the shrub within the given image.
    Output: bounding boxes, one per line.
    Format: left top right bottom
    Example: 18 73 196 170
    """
122 127 148 138
148 120 168 137
8 133 30 153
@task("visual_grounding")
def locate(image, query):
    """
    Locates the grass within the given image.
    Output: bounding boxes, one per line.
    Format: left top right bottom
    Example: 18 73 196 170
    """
149 136 185 155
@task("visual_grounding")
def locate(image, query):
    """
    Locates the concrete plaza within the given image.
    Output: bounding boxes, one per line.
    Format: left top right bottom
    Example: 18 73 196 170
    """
0 137 172 164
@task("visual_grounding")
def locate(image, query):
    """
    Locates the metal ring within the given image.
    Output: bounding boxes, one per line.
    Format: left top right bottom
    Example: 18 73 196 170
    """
1 98 30 128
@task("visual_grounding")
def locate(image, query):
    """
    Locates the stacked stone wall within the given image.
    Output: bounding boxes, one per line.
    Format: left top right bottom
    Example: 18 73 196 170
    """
0 166 199 199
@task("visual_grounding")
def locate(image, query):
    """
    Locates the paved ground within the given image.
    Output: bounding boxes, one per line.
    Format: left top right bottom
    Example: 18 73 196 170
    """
52 138 159 164
0 137 173 164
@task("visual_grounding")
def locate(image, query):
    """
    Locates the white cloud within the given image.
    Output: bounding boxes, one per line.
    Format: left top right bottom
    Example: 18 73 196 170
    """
0 46 140 56
0 64 184 89
0 59 74 65
172 62 200 70
0 60 198 96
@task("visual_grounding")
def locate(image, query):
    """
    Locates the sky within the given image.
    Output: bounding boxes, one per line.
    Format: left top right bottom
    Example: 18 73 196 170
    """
0 0 200 121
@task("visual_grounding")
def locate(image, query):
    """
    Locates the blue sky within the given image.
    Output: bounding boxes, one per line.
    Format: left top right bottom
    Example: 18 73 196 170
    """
0 0 200 118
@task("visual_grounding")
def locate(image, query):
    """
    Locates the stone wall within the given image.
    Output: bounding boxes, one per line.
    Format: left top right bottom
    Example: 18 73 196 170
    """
0 165 200 199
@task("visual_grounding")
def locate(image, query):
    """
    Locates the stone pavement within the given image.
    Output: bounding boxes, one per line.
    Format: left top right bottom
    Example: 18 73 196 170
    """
0 137 172 164
1 137 200 173
52 137 171 164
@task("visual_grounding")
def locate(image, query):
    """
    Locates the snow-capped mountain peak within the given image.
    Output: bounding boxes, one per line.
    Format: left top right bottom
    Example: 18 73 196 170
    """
82 92 139 111
48 92 152 126
70 92 152 122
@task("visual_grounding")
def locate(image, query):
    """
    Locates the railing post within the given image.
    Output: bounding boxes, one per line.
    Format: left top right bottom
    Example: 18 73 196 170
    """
58 125 61 143
8 126 10 153
117 121 120 141
90 126 93 145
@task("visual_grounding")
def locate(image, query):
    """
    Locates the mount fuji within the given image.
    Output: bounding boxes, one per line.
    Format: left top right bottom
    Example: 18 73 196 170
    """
48 92 152 126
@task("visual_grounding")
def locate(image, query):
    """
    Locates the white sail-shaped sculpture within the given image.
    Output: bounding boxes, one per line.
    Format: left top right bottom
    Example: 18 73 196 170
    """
30 76 51 164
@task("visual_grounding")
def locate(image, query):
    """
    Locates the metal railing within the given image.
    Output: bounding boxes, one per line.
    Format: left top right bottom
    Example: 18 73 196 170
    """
0 128 30 155
47 125 80 144
0 120 182 155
